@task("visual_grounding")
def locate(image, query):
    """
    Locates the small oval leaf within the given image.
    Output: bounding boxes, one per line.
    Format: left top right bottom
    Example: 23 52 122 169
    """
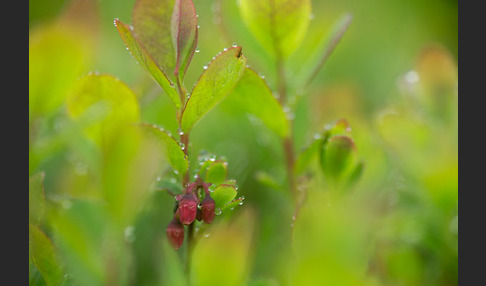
229 67 289 137
221 196 245 211
323 118 352 141
239 0 311 59
295 137 322 175
115 19 181 108
211 184 237 209
139 123 188 177
181 47 247 132
320 135 359 185
205 161 228 186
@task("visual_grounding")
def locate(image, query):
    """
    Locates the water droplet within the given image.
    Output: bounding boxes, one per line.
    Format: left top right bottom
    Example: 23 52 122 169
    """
238 201 244 206
215 208 222 215
232 43 237 47
174 170 179 175
259 73 265 79
156 177 162 181
203 65 208 70
170 178 177 183
197 25 200 29
313 133 322 140
196 14 199 18
223 48 228 51
283 106 295 120
204 233 210 238
195 48 200 53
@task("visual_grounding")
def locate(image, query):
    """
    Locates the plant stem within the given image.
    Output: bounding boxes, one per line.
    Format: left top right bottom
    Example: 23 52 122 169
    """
186 222 195 279
274 47 298 208
180 133 190 187
175 76 194 280
283 136 297 202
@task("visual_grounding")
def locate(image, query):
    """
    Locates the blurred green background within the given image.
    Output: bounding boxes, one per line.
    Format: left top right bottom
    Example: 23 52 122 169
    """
29 0 457 285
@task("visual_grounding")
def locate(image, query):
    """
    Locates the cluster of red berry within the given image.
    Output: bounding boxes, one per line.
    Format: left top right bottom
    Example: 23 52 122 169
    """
166 178 215 249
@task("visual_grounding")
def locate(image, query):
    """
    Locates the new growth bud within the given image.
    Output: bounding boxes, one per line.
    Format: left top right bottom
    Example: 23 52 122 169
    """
201 195 216 224
166 218 184 249
178 193 198 225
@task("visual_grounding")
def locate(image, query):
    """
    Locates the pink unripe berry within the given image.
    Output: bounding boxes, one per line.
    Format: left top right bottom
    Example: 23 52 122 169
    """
201 195 216 224
178 193 198 225
166 218 184 249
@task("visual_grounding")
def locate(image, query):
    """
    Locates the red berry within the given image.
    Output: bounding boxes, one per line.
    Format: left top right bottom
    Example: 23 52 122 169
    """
178 193 198 225
166 218 184 249
201 195 216 224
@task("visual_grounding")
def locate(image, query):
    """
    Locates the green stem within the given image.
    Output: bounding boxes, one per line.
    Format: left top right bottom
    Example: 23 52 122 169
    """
186 222 195 280
175 75 194 281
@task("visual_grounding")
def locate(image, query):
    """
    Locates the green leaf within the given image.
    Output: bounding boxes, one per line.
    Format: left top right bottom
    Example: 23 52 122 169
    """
205 160 228 186
66 74 140 150
29 21 93 118
346 161 364 188
323 118 352 141
221 196 245 211
171 0 198 80
229 67 289 137
156 177 184 194
139 123 188 176
114 19 181 108
49 200 111 285
295 137 322 175
29 264 47 286
132 0 177 81
181 46 247 132
191 210 253 285
292 13 352 88
211 184 237 209
239 0 311 59
30 224 63 286
320 135 359 185
197 159 213 178
255 171 281 190
29 172 46 226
